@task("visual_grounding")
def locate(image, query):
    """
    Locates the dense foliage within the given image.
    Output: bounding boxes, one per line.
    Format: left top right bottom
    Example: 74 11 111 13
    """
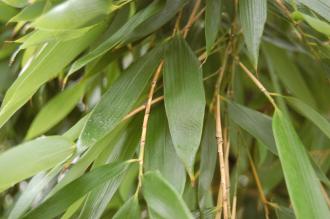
0 0 330 218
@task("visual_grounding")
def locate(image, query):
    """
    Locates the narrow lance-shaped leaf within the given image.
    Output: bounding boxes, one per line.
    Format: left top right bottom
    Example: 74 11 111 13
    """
296 0 330 22
69 1 162 73
112 196 140 219
26 79 89 140
79 45 163 151
239 0 267 68
163 36 206 177
22 161 131 219
272 110 330 219
0 23 105 128
144 106 186 194
198 114 217 208
292 11 330 37
0 136 74 192
284 96 330 140
32 0 111 30
205 0 221 54
78 118 141 219
142 171 194 219
263 43 317 109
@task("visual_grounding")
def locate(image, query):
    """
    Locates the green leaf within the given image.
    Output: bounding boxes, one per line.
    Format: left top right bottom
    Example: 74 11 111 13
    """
0 2 17 22
293 12 330 36
10 1 50 22
239 0 267 67
272 110 330 219
112 196 140 219
205 0 221 54
142 171 194 219
285 96 330 140
69 1 162 73
296 0 330 22
144 106 186 194
1 0 28 8
0 136 74 192
263 43 317 109
8 167 62 219
125 0 186 42
32 0 111 30
163 36 205 176
26 80 88 140
78 118 141 219
23 161 131 219
228 101 277 154
17 26 95 49
0 23 105 129
198 114 217 208
78 45 163 150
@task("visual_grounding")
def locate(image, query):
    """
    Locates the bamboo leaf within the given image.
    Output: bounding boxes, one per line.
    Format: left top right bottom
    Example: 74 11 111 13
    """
293 11 330 36
0 136 74 192
112 196 140 219
239 0 267 68
32 0 111 30
228 101 277 154
205 0 221 54
78 45 163 151
296 0 330 22
22 161 131 219
163 36 205 177
144 106 186 194
0 24 105 128
78 118 140 219
198 114 217 208
69 1 162 73
1 0 28 8
272 110 330 218
263 43 317 109
26 80 88 140
285 96 330 140
142 171 194 219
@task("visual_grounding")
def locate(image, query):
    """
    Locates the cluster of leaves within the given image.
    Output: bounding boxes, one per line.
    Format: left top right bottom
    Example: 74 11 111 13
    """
0 0 330 218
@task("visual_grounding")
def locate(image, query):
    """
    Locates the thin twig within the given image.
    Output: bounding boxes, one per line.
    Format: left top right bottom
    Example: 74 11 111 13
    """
231 195 237 219
238 61 277 108
182 0 202 38
135 61 164 195
215 94 229 219
248 153 270 219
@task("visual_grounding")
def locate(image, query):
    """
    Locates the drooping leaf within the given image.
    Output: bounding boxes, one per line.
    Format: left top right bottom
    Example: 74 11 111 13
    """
0 136 74 192
23 161 131 219
163 36 206 176
198 114 217 208
32 0 112 30
205 0 221 54
0 23 105 128
239 0 267 67
10 1 50 22
263 43 317 109
228 101 277 154
292 11 330 36
284 96 330 140
69 1 162 73
112 196 140 219
296 0 330 22
78 118 141 219
8 167 62 219
78 45 163 150
142 171 194 219
1 0 28 8
26 79 89 140
144 106 186 194
272 110 330 218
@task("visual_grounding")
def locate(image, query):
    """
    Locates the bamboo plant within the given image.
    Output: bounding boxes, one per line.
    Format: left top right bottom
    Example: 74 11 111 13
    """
0 0 330 218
